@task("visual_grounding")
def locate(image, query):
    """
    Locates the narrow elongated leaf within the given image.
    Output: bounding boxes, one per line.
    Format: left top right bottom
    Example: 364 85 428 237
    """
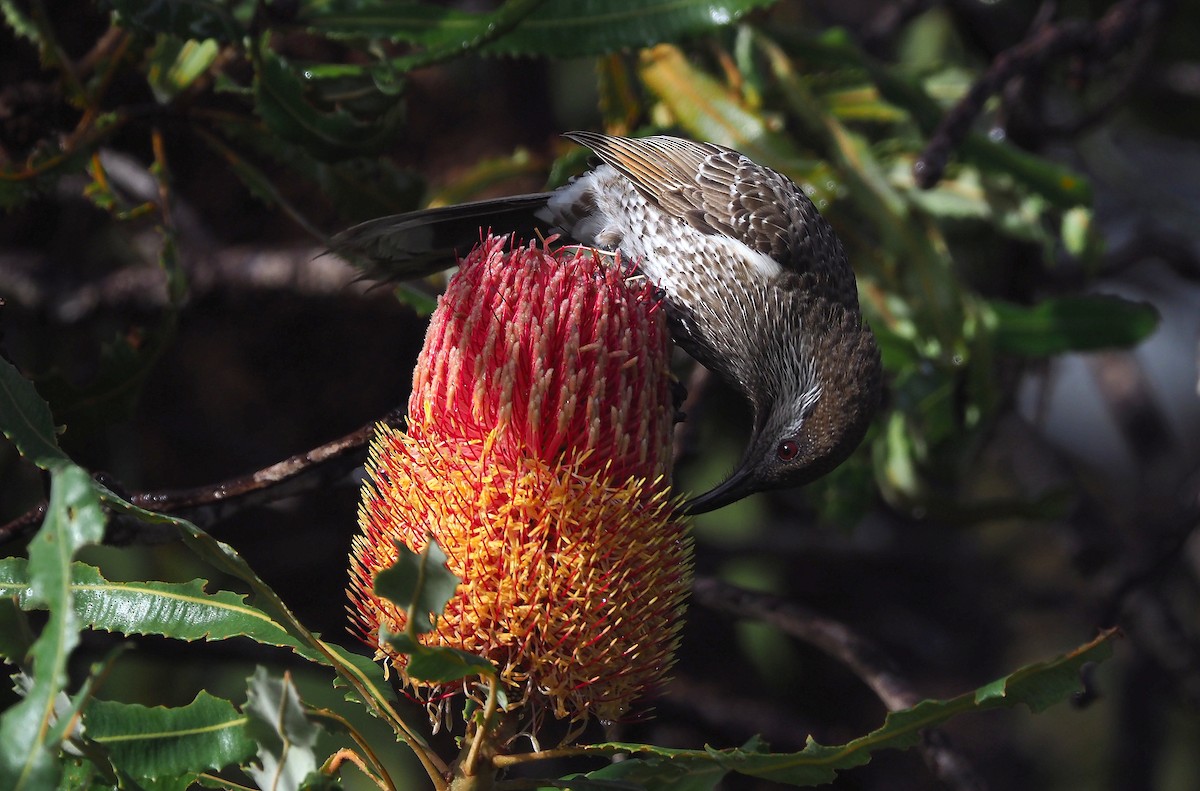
94 492 408 736
146 36 220 103
0 0 37 41
244 668 322 791
210 114 422 222
0 356 70 471
787 29 1092 207
0 559 299 650
104 0 242 43
639 44 808 169
0 556 395 733
84 692 254 779
490 0 777 57
0 466 105 791
570 630 1115 786
196 129 327 240
307 0 777 58
254 48 404 161
570 753 729 791
989 296 1159 356
306 0 545 69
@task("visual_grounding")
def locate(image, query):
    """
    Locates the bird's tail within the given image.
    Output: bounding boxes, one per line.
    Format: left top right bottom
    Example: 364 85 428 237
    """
329 193 554 281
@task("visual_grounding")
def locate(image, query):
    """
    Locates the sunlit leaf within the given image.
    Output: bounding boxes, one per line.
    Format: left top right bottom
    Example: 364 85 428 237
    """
146 36 220 103
93 493 404 721
638 44 809 169
84 692 254 779
0 466 105 791
0 0 37 42
0 559 300 651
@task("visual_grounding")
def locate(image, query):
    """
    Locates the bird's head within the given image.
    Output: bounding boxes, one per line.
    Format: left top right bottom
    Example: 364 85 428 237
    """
682 304 881 515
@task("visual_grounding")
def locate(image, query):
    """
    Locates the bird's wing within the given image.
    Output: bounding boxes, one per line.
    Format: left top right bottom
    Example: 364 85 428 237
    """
562 131 808 268
330 194 552 280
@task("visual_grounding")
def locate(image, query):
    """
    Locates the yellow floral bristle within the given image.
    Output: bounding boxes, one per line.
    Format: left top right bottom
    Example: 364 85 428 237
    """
347 236 692 726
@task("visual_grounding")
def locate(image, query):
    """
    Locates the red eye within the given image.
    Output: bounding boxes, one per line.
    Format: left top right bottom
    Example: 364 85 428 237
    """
777 440 800 461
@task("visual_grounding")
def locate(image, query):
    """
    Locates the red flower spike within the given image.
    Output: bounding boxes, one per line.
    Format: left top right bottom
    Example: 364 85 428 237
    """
348 236 692 727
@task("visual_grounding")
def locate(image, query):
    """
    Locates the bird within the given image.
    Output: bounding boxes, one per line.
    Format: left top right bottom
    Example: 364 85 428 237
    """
332 132 882 514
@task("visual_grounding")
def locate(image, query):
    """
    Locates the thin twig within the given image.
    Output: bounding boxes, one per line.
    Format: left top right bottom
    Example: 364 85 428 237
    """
463 674 501 777
691 576 988 791
0 408 404 546
914 0 1167 188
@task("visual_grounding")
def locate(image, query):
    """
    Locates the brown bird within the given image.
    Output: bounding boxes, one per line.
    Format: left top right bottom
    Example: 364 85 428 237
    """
333 132 881 514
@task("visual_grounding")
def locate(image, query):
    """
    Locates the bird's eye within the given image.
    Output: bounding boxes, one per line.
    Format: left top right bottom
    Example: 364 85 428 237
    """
777 439 800 461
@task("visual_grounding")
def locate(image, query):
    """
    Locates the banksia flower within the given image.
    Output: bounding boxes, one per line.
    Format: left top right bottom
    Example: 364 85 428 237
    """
348 235 692 726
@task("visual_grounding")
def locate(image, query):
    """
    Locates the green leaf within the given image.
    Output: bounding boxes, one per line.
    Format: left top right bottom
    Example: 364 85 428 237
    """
989 296 1159 356
84 692 255 779
639 44 809 169
305 0 546 69
0 559 304 652
0 556 402 713
373 540 458 636
372 541 493 683
381 634 495 684
146 35 220 104
570 752 729 791
104 0 242 43
253 47 405 161
244 668 323 791
0 356 70 471
0 465 106 791
308 0 777 59
404 645 494 684
92 492 405 727
491 0 778 57
0 0 37 41
571 630 1115 786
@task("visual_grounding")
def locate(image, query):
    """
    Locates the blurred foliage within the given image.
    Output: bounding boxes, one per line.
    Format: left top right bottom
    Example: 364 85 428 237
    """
0 0 1181 789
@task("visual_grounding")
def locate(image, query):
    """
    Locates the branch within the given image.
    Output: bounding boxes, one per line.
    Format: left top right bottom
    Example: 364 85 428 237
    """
914 0 1168 188
692 576 988 791
0 408 404 546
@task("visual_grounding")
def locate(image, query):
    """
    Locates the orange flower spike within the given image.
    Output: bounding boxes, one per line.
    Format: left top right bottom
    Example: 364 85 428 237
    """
348 236 692 726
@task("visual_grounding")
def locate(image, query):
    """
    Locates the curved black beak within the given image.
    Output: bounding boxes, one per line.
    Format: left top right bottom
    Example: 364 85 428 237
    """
679 464 757 515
